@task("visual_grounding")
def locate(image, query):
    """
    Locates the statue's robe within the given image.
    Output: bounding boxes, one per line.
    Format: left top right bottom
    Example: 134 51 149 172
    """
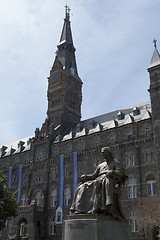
70 161 117 214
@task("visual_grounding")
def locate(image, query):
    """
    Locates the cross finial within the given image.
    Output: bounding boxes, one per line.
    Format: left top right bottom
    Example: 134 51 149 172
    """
64 5 70 20
153 38 157 48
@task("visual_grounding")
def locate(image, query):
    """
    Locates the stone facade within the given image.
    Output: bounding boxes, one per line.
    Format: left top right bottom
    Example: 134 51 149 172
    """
0 7 160 240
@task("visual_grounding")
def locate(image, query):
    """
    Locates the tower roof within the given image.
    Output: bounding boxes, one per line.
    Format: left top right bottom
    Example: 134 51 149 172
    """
58 6 74 46
148 39 160 69
54 6 80 79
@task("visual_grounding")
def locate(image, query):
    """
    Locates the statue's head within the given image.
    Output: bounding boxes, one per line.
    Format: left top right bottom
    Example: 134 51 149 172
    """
101 147 113 161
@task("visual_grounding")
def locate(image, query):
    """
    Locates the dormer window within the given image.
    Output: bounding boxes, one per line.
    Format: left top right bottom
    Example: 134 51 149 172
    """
117 111 125 120
133 107 140 116
90 120 97 128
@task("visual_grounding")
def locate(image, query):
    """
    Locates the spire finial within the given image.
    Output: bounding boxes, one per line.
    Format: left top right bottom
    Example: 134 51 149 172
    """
65 5 70 21
153 38 157 48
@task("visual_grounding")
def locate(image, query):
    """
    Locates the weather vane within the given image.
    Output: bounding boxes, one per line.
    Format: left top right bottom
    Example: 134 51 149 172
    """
153 38 157 48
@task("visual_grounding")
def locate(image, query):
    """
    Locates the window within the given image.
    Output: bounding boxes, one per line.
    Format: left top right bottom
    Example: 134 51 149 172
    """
67 148 71 154
145 151 154 163
129 211 138 232
64 187 71 205
19 220 27 237
51 189 57 207
145 152 149 163
131 154 135 166
150 152 154 162
39 151 43 161
81 143 85 151
35 191 44 206
49 217 55 235
110 135 116 144
20 194 27 206
126 130 133 142
95 140 100 148
128 178 137 199
56 211 62 223
147 180 156 196
145 127 150 137
127 134 132 141
126 153 135 167
126 155 130 167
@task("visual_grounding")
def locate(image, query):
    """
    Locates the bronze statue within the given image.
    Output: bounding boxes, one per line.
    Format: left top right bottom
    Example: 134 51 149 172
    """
70 147 127 218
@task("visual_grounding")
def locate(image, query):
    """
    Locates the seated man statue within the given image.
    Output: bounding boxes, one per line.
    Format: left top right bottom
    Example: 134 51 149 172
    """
70 147 126 218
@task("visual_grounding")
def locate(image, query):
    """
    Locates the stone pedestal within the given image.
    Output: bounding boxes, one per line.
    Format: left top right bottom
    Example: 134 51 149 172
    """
63 214 131 240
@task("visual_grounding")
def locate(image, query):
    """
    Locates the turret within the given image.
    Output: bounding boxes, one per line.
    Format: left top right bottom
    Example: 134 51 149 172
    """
148 39 160 186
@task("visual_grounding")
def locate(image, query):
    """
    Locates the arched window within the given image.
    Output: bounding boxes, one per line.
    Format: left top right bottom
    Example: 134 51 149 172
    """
129 211 138 232
35 191 44 206
19 219 27 237
64 187 71 205
147 180 156 196
128 178 137 199
49 217 55 235
51 189 57 207
146 175 157 196
20 193 27 206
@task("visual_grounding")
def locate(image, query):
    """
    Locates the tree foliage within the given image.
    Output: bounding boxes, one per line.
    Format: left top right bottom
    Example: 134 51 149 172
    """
0 172 18 230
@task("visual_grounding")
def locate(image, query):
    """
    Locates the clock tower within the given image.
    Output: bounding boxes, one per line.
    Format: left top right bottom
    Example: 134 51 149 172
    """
47 6 82 133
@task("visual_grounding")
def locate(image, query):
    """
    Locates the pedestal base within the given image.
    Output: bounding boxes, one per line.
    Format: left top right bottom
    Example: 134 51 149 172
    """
63 214 131 240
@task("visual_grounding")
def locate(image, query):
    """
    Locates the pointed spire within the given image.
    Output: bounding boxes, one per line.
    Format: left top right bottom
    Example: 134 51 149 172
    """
54 6 79 78
148 39 160 69
58 5 73 46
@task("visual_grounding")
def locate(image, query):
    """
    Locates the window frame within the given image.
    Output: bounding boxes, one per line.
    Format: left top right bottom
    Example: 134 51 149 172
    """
147 180 156 196
128 178 137 199
129 211 138 232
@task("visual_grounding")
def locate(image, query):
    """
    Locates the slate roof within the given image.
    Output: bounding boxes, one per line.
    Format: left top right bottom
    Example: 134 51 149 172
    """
55 6 79 79
0 136 33 158
148 46 160 69
54 101 151 143
0 101 151 156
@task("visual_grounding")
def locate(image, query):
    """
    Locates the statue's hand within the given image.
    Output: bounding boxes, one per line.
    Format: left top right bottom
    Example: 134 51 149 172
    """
80 175 86 182
107 170 114 177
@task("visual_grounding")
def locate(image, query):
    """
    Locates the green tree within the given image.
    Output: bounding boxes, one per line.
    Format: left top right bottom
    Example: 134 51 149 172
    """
0 172 18 230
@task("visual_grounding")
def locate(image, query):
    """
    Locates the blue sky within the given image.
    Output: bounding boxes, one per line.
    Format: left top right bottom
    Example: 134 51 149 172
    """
0 0 160 145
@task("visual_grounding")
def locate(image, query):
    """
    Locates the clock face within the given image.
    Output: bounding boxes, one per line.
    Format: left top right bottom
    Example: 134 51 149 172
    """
50 72 59 84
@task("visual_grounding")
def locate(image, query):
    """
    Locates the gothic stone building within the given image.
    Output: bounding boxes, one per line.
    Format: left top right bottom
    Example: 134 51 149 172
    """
0 7 160 240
